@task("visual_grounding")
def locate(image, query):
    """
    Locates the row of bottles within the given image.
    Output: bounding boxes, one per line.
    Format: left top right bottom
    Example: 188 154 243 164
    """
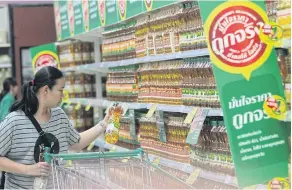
136 56 220 107
58 41 94 68
190 117 235 176
62 104 94 133
139 113 190 163
106 65 139 102
101 2 206 65
64 72 96 98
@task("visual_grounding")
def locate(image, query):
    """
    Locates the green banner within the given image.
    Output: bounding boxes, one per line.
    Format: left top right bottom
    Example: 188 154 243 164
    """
142 0 176 12
97 0 119 27
73 0 84 36
88 0 100 31
117 0 143 21
30 43 60 74
54 0 70 41
198 0 289 188
81 0 89 32
54 0 180 41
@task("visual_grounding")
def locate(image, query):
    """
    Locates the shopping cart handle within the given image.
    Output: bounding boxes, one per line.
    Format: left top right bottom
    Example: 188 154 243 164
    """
44 148 144 163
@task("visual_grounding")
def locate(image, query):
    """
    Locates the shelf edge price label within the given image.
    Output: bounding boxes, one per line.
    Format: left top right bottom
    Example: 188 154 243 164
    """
184 107 198 124
85 104 92 111
87 141 95 151
153 157 160 166
62 89 69 103
146 104 158 118
185 168 201 185
75 102 81 110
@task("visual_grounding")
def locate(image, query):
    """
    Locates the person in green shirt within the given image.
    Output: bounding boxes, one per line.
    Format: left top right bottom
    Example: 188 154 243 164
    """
0 78 18 121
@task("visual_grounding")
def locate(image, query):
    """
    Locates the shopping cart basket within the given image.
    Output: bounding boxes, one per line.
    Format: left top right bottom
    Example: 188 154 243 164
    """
44 148 193 189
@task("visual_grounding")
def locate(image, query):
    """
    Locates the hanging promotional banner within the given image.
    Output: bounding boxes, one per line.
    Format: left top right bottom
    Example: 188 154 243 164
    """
82 0 89 32
98 0 118 27
198 0 289 188
117 0 143 21
88 0 101 31
143 0 176 12
54 1 61 41
54 0 70 41
72 0 85 36
97 0 106 26
30 43 60 74
67 0 75 36
54 0 179 41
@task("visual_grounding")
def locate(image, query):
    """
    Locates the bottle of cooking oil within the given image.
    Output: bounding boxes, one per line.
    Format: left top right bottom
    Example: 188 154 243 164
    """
105 104 123 144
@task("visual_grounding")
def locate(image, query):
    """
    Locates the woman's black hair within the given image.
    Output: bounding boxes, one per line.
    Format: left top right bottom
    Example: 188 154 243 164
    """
10 66 63 115
0 77 17 102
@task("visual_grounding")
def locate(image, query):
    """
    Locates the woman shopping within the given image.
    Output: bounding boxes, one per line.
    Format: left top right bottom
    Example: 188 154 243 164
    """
0 78 18 120
0 66 111 189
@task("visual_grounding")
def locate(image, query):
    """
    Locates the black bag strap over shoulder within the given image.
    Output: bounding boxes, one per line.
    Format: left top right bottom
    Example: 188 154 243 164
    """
24 111 51 147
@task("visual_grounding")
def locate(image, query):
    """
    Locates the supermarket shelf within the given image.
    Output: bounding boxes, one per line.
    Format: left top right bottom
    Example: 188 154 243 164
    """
94 139 267 189
147 154 238 188
67 98 223 116
61 63 109 74
60 49 210 72
94 139 239 188
0 63 11 68
100 48 210 68
0 43 10 48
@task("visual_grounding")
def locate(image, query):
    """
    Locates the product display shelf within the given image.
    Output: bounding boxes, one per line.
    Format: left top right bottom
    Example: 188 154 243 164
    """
0 63 11 68
59 48 209 73
100 48 209 68
94 139 267 189
67 98 223 116
61 63 109 74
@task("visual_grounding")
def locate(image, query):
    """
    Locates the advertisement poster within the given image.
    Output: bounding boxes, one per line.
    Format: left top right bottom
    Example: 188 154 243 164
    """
198 0 289 187
30 43 60 74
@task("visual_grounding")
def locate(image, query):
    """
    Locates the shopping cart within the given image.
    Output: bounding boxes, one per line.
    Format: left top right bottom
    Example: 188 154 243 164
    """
44 148 193 189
